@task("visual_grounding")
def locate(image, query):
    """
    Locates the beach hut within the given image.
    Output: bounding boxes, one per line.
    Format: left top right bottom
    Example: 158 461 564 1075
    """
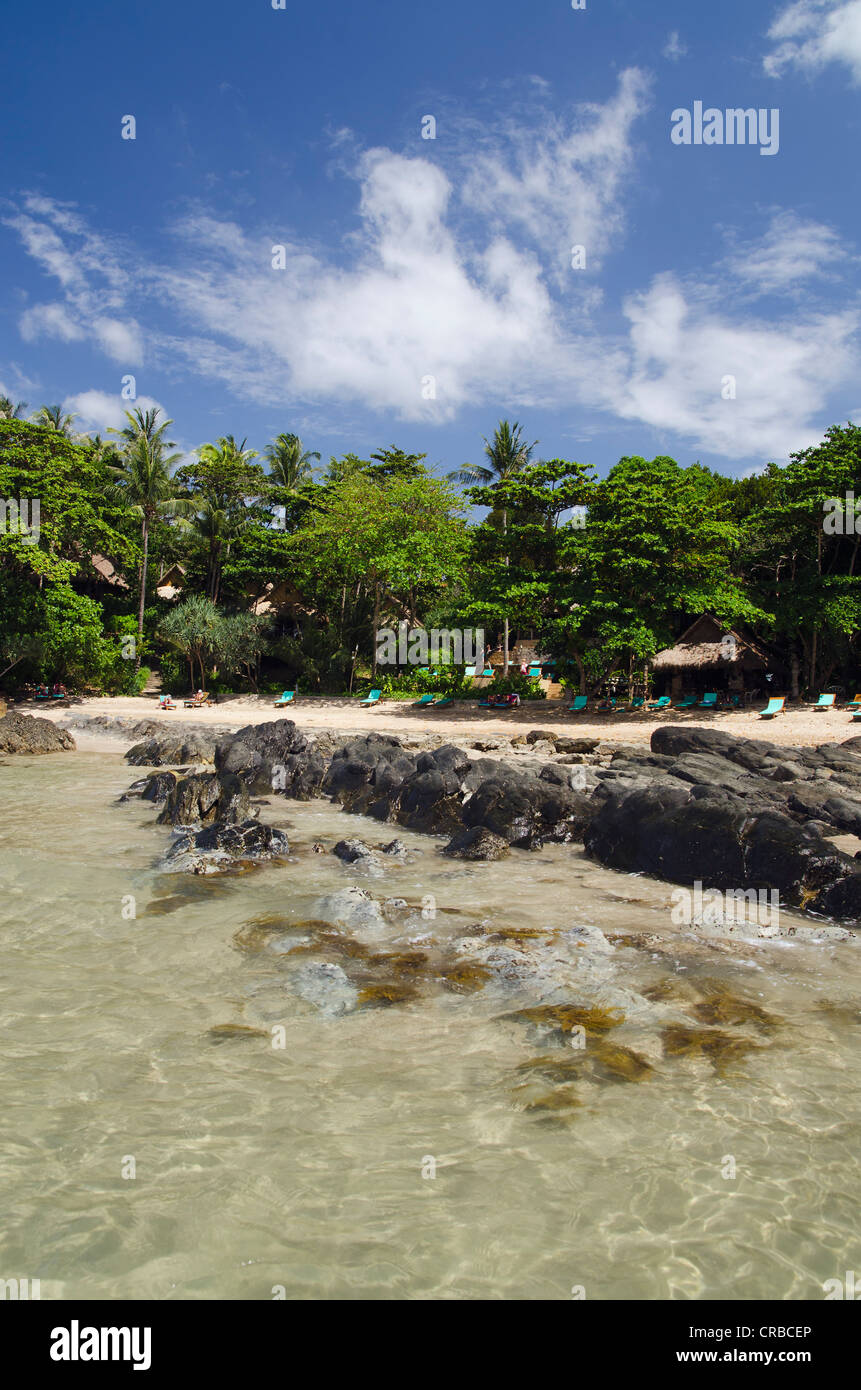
650 616 775 701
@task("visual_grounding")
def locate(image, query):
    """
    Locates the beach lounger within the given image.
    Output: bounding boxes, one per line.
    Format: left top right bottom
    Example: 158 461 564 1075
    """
674 696 697 709
159 696 176 711
527 665 542 679
433 697 454 709
185 691 213 708
811 693 836 710
853 711 861 722
359 689 382 707
413 693 437 707
698 692 718 709
481 667 494 678
646 695 671 711
759 696 785 719
624 697 646 712
595 699 616 714
463 665 476 680
568 695 588 713
845 692 861 710
273 690 295 708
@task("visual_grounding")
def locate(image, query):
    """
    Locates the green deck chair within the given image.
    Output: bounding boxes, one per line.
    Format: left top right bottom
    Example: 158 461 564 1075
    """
273 690 295 707
568 695 588 713
647 695 671 711
812 693 836 710
360 689 382 707
698 692 718 708
760 696 785 719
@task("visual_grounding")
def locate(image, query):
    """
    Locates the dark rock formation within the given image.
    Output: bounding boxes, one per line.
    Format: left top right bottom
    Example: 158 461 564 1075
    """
126 731 216 767
163 820 289 874
157 772 250 827
443 826 511 860
0 711 75 754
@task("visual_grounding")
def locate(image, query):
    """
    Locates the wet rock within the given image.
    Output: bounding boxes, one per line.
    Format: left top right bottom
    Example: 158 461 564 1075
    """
120 770 178 803
157 772 250 827
162 820 289 873
0 711 75 755
379 838 407 856
333 838 374 863
316 886 387 938
126 731 215 767
292 961 358 1016
443 826 511 860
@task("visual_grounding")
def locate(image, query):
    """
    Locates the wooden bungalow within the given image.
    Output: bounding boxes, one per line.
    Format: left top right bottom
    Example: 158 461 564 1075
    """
650 615 777 699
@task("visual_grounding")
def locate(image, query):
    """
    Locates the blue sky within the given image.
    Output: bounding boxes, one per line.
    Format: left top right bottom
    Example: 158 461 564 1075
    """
3 0 861 479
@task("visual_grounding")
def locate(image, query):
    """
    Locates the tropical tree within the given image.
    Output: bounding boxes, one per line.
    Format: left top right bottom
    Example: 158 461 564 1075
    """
32 403 77 436
0 395 28 420
449 420 538 671
108 407 182 659
264 432 320 490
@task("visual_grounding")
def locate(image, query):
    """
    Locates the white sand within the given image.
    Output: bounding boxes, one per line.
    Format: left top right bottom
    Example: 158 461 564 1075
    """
28 693 861 748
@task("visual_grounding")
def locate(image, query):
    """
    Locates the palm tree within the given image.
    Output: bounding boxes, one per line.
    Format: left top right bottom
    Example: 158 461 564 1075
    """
448 420 538 672
0 395 28 420
32 403 77 436
264 432 320 490
108 408 182 662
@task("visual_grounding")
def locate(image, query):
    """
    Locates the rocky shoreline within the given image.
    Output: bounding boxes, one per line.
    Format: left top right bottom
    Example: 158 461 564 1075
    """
107 713 861 926
6 707 861 925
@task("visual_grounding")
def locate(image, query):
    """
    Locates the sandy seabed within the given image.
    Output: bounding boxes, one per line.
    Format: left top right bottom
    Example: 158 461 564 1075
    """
29 692 861 749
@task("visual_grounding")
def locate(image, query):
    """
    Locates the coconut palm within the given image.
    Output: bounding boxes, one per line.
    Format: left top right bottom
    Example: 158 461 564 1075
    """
264 432 320 490
32 403 77 436
448 420 538 672
0 395 28 420
108 408 182 660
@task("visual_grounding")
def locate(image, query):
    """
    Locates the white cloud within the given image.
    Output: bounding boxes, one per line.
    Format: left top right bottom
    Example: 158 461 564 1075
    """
663 31 688 61
603 271 859 458
19 302 84 344
5 71 861 464
457 67 651 281
5 197 142 365
723 211 849 292
64 389 166 436
764 0 861 82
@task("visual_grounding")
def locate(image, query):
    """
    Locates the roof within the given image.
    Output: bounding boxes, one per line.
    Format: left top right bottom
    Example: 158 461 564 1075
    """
90 553 129 589
651 615 770 671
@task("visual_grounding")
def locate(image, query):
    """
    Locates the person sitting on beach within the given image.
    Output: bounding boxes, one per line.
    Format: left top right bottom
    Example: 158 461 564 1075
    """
52 682 66 697
506 692 520 707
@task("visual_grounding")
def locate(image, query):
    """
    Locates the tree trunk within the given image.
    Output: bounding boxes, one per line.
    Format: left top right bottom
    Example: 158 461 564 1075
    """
502 509 509 674
372 581 380 678
137 516 149 669
790 651 801 701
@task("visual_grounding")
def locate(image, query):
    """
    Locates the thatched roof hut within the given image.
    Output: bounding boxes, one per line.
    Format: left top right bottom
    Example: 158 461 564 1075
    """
651 615 771 675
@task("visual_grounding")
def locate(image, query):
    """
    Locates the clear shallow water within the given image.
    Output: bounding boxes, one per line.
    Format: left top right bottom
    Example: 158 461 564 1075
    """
1 746 860 1301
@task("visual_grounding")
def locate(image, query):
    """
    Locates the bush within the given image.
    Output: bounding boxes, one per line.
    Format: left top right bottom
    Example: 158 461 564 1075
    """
371 666 477 699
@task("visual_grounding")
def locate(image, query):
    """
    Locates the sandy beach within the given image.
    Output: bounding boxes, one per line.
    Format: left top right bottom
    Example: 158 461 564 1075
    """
28 692 861 748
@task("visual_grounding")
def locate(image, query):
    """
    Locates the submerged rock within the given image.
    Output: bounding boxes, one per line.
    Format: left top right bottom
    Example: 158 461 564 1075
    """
292 961 358 1016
